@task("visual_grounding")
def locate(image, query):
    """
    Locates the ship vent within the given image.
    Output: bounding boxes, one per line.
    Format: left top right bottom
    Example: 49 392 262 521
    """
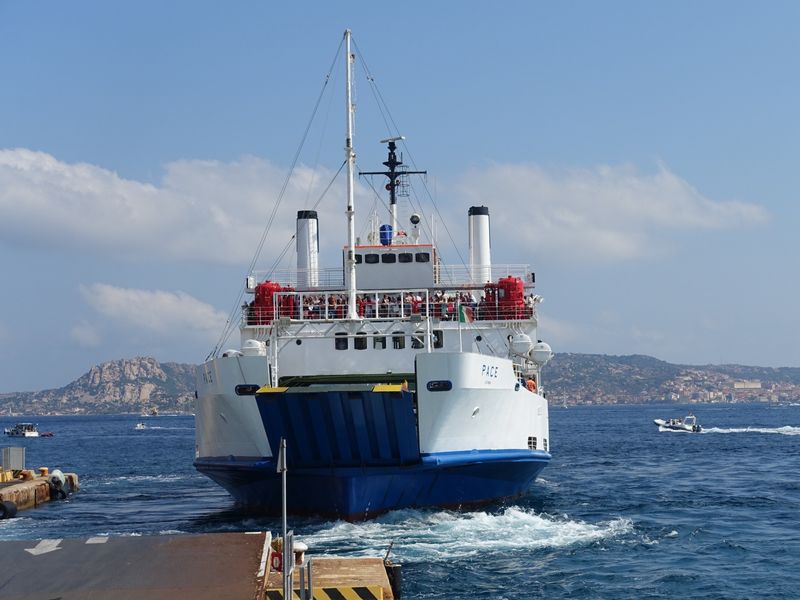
543 439 548 452
528 436 537 450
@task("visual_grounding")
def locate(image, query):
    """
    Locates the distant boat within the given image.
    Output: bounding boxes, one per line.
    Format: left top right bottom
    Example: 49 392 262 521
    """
135 422 147 430
4 422 40 437
654 415 702 433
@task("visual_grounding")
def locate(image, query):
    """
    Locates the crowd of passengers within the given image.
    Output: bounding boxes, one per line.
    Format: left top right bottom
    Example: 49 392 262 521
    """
246 291 537 323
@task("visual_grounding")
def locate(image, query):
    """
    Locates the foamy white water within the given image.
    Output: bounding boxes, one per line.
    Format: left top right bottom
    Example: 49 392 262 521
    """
303 507 633 561
704 425 800 436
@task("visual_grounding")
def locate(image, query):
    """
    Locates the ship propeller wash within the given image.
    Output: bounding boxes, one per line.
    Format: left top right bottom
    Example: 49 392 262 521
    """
194 30 554 520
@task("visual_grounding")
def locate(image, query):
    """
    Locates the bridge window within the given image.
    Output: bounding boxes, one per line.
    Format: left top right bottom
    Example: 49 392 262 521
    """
411 335 424 349
335 332 348 350
426 380 452 392
398 253 413 263
528 436 537 450
365 254 379 264
415 252 430 263
374 336 386 349
381 253 397 264
354 332 367 350
355 254 363 264
392 332 405 349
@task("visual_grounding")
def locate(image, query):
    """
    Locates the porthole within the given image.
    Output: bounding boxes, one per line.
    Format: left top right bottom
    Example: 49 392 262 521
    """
426 380 453 392
235 384 260 396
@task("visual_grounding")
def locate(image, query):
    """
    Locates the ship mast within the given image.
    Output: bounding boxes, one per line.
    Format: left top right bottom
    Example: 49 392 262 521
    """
344 29 358 320
361 138 426 245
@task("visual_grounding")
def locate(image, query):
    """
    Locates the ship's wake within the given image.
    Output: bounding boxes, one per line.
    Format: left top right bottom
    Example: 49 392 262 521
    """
703 425 800 436
301 507 632 561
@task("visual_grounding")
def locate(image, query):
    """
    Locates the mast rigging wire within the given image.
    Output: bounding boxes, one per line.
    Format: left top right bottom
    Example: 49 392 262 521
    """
210 160 347 356
207 40 345 360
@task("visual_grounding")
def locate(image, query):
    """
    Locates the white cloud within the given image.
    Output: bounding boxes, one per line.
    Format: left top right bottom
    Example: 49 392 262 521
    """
70 321 102 348
79 283 227 343
456 162 769 263
0 149 346 266
0 149 769 268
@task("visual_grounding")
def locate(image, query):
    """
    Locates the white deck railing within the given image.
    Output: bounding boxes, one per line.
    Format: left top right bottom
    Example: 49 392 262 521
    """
249 264 533 290
241 287 536 327
434 264 533 287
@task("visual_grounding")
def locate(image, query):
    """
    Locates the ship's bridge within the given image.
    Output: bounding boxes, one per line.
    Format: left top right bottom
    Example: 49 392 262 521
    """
348 243 436 290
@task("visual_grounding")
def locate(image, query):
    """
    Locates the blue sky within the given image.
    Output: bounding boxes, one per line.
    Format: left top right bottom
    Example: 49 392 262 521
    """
1 1 798 391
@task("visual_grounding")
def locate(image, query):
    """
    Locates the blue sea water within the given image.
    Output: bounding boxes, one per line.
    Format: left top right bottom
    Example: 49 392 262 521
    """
1 404 799 599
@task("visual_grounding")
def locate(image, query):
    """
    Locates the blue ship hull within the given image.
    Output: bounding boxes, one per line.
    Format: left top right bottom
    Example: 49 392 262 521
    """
195 450 550 520
194 386 550 520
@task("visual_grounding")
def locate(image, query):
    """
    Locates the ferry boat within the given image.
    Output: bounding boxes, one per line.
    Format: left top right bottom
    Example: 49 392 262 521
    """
194 30 554 520
4 422 40 437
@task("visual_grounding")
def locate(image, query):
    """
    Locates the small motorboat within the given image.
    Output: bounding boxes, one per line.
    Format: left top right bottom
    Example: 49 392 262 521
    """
4 422 40 437
135 422 147 430
654 414 702 433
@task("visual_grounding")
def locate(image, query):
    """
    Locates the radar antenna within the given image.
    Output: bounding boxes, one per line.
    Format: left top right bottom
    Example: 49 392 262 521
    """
360 137 426 243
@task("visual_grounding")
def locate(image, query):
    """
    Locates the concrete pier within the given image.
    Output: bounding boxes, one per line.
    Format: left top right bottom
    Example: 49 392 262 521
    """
0 532 396 600
0 532 270 600
0 470 79 515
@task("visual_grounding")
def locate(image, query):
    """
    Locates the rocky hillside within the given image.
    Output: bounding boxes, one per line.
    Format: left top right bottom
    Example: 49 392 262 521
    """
546 353 800 405
546 353 682 403
0 357 196 415
2 353 800 415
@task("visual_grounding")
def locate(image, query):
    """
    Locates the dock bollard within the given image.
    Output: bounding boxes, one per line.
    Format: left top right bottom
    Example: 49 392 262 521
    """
293 541 308 565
